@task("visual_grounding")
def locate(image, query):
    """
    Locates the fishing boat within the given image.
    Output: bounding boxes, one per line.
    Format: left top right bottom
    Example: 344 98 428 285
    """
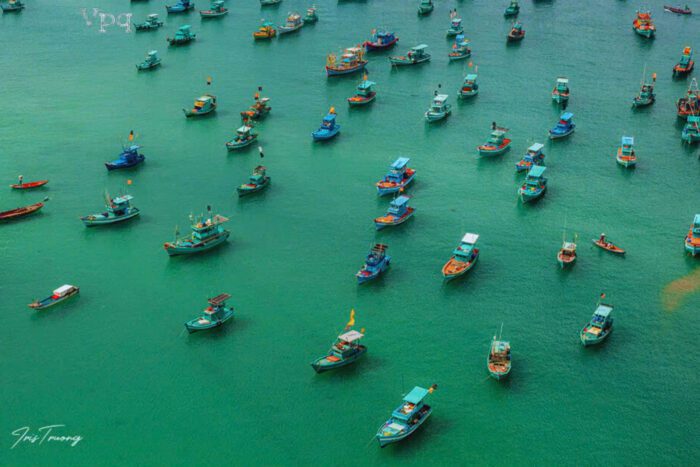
446 18 464 37
81 193 140 226
389 44 430 66
551 77 570 104
504 0 519 17
487 326 511 380
326 47 367 76
10 178 48 190
518 166 547 202
441 233 479 281
616 136 637 167
136 50 161 71
312 109 340 141
166 0 194 14
580 302 614 346
200 0 228 17
356 244 390 283
1 0 24 12
448 35 471 61
425 94 451 122
253 21 277 39
105 145 145 171
477 127 511 156
685 214 700 255
134 14 164 31
237 166 270 196
164 207 230 256
364 30 398 51
374 195 414 230
515 143 545 172
303 6 318 23
226 125 258 151
28 285 79 310
0 202 44 221
376 385 437 447
459 74 479 97
557 235 577 268
592 234 626 255
347 79 376 106
260 0 281 5
376 157 415 196
632 9 655 38
507 22 525 42
241 92 271 120
184 293 234 333
676 78 700 118
632 70 656 108
167 25 196 45
183 94 216 117
311 312 367 372
549 112 575 139
278 12 303 34
673 47 694 77
682 116 700 144
417 0 433 16
664 4 691 15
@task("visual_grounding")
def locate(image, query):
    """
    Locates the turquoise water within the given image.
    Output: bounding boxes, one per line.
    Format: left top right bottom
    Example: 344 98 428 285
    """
2 0 699 464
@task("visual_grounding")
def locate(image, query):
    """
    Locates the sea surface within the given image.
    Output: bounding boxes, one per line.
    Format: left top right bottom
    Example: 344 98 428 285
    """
2 0 699 465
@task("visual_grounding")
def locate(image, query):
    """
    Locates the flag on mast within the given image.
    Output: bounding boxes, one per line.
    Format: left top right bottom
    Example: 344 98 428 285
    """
346 309 355 328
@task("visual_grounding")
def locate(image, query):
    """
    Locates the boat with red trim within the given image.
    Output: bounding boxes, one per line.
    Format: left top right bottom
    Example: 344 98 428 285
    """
0 201 44 221
10 178 48 190
364 29 398 51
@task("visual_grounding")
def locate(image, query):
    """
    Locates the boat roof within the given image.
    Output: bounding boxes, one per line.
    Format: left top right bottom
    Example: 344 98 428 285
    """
53 284 75 295
346 47 362 53
412 44 428 51
208 293 231 306
528 143 544 152
557 77 569 84
594 304 613 318
462 233 479 244
404 386 429 404
433 94 448 103
125 144 141 151
465 73 477 80
148 50 158 55
323 113 336 122
237 125 252 133
392 195 410 207
492 129 506 137
452 18 462 23
338 330 364 342
528 165 547 177
621 136 634 145
179 24 191 31
147 13 159 18
358 80 375 89
560 112 574 121
693 214 700 224
113 194 133 203
391 157 410 169
562 241 576 249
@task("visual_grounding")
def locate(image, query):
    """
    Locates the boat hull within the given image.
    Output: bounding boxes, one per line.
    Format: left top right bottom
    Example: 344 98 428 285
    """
376 406 432 447
312 127 340 141
616 155 637 167
226 135 258 151
478 141 511 156
549 128 574 139
376 175 415 196
348 93 376 106
237 179 270 197
580 328 612 346
632 96 655 108
326 62 367 77
356 258 390 284
448 51 471 61
311 347 367 373
425 109 451 122
105 156 145 171
374 208 414 230
81 209 141 226
557 253 576 268
10 180 48 190
364 38 398 51
200 9 228 17
685 239 700 255
442 253 478 281
389 55 430 66
184 106 216 117
592 239 626 255
166 4 194 13
519 186 546 202
0 202 44 221
136 60 161 71
488 367 511 380
185 308 234 333
164 231 230 256
28 288 80 310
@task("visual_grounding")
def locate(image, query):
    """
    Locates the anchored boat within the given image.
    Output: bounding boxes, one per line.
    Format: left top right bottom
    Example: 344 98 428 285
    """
356 244 390 283
226 125 258 151
446 18 464 37
134 14 163 31
241 91 271 120
552 77 570 104
442 233 479 281
347 78 376 106
376 385 437 447
682 116 700 144
253 21 277 39
312 109 340 141
167 24 196 45
557 234 577 268
616 136 637 167
417 0 434 16
549 112 575 139
515 143 545 172
1 0 24 12
105 145 145 171
389 44 430 66
376 157 415 196
448 35 471 61
0 201 44 221
311 311 366 372
10 177 48 190
664 4 692 14
507 22 525 42
459 73 479 97
136 50 161 71
303 6 318 24
592 233 626 255
237 165 270 196
685 214 700 255
364 29 398 51
632 9 655 38
278 12 303 34
166 0 194 14
487 326 511 380
374 195 414 230
519 166 547 202
163 207 230 256
184 94 216 117
28 285 79 310
478 127 511 156
425 94 451 122
260 0 282 5
632 70 656 108
504 0 519 17
673 47 694 77
326 47 367 76
184 293 234 333
677 78 700 118
81 193 140 226
580 302 614 346
200 0 228 17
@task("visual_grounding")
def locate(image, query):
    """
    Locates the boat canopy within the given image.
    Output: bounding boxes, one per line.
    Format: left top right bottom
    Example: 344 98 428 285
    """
594 304 613 318
124 145 141 153
560 112 574 122
391 157 410 170
237 125 252 134
412 44 428 51
338 330 364 342
528 166 546 177
693 214 700 226
323 114 336 123
392 195 411 207
451 18 462 25
462 232 479 245
358 80 375 90
198 95 213 102
179 25 192 32
148 14 159 19
465 73 477 81
557 77 569 85
433 94 448 104
53 285 75 297
528 143 544 153
113 194 133 204
404 386 429 404
562 241 576 250
346 47 362 54
621 136 634 146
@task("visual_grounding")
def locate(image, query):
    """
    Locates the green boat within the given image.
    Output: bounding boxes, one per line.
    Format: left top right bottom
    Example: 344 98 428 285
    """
389 44 430 66
376 385 437 447
1 0 24 12
347 79 376 106
200 0 228 17
303 6 318 23
237 165 270 197
81 193 140 226
487 325 511 380
504 0 519 17
260 0 281 5
136 50 161 71
477 127 511 156
167 24 196 46
226 125 258 151
417 0 433 15
184 293 234 333
311 328 366 373
28 285 79 310
163 207 230 256
681 116 700 144
134 13 164 31
580 302 614 346
184 94 216 117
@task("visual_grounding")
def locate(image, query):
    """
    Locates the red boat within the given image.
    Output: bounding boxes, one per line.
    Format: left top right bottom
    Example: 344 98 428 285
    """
10 180 49 190
0 202 44 221
363 30 399 51
664 5 692 15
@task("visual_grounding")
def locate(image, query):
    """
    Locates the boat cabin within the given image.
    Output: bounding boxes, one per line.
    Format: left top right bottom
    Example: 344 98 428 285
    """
589 304 613 331
392 386 429 420
388 195 411 216
525 166 546 185
147 13 160 22
121 145 142 160
236 125 253 139
177 25 192 36
558 112 574 125
322 113 337 128
387 157 410 181
192 214 229 239
366 243 388 265
692 215 700 235
285 13 302 27
687 115 700 131
53 285 77 298
430 94 449 111
110 194 134 214
556 77 569 92
528 143 544 158
560 241 576 258
357 80 375 95
620 136 634 155
332 330 364 357
488 129 507 145
450 18 462 29
462 73 478 90
194 95 215 109
249 166 267 184
455 233 478 260
374 30 395 44
409 44 428 58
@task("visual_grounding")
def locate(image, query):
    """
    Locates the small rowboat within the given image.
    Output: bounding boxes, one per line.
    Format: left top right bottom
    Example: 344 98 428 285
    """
664 5 692 15
10 180 48 189
592 238 626 255
0 202 44 221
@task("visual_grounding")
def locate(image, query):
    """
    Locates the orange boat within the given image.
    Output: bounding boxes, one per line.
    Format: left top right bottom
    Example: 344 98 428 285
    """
10 180 48 190
0 202 44 221
592 234 626 255
632 10 656 38
442 233 480 281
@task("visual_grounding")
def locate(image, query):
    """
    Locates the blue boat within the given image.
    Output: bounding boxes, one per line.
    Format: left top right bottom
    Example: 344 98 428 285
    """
681 116 700 144
164 207 230 256
515 143 545 172
81 193 140 226
28 284 79 310
376 385 437 447
1 0 24 12
448 35 471 61
364 30 399 51
518 166 547 202
375 157 416 196
374 195 414 230
105 145 145 171
184 293 234 333
685 214 700 255
549 112 575 139
580 303 614 346
166 0 194 13
356 244 390 283
311 325 366 373
312 110 340 141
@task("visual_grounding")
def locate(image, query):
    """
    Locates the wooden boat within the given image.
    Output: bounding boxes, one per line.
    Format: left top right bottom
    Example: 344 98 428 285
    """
260 0 281 5
487 326 511 380
237 166 270 196
478 127 511 156
185 293 234 333
278 13 303 34
374 195 414 230
507 22 525 42
253 21 277 39
459 73 479 97
518 166 547 202
183 94 216 117
376 385 437 447
515 143 545 172
448 35 471 61
417 0 433 16
134 14 164 31
326 47 367 76
163 207 230 256
28 285 79 310
347 79 376 106
616 136 637 167
105 145 145 171
389 44 430 66
551 77 570 104
446 18 463 37
1 0 24 12
580 302 614 346
364 30 398 51
166 0 194 14
200 1 228 17
685 214 700 255
136 50 161 71
226 125 258 151
376 157 415 196
167 25 196 45
442 233 479 281
311 313 367 372
425 94 451 122
592 234 626 255
10 179 48 190
557 235 577 268
664 5 692 15
81 193 140 226
0 201 44 221
241 92 271 120
312 110 340 141
632 10 655 38
632 70 656 108
682 116 700 144
676 78 700 118
356 244 390 283
504 0 519 17
674 47 695 77
549 112 575 139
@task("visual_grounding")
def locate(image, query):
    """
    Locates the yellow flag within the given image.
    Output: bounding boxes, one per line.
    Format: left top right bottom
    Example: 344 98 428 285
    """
207 76 212 85
128 130 134 142
347 309 355 327
330 106 336 114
